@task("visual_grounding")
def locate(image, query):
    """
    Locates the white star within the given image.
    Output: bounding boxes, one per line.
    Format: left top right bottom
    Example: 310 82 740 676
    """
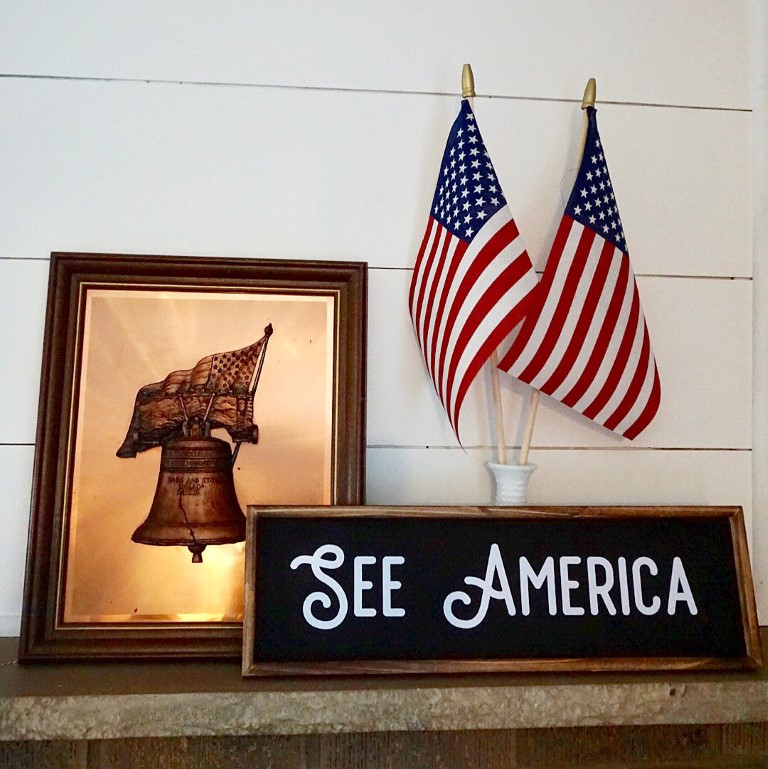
580 189 588 198
574 205 582 215
586 171 594 181
477 210 487 220
589 215 596 225
475 197 486 207
466 227 474 238
474 184 484 193
490 197 500 206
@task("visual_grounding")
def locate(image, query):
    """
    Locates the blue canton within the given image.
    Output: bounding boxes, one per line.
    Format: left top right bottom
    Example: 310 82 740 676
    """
430 99 508 244
565 107 627 253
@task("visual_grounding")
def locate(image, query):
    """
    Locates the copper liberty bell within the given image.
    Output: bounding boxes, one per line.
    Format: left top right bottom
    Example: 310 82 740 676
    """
131 425 246 563
117 325 273 563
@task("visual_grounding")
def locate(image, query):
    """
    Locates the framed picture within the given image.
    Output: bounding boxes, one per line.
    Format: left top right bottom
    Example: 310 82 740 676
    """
19 252 367 660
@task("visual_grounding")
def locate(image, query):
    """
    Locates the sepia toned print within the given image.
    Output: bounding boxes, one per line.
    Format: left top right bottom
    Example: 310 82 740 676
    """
64 289 334 624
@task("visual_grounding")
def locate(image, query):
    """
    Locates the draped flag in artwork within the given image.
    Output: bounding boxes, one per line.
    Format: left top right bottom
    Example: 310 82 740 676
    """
409 99 539 436
117 326 273 457
497 107 660 439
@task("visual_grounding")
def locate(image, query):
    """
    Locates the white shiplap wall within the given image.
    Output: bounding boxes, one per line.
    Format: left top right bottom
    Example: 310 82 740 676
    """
0 1 761 634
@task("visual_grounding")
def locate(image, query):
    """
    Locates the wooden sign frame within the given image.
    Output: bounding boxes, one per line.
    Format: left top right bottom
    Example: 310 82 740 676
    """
243 505 762 676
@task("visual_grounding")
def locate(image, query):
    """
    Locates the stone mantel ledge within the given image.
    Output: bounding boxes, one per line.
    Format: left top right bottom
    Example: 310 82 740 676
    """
1 638 767 741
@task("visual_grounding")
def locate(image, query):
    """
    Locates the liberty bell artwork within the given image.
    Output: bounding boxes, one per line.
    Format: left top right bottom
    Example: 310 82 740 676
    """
116 325 273 563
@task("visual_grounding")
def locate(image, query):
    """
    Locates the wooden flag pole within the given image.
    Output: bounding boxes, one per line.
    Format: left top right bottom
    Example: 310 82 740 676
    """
518 389 539 465
463 63 507 466
518 78 596 467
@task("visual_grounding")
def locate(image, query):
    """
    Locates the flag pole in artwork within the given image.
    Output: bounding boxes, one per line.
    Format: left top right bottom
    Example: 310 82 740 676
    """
499 77 661 441
408 64 539 457
517 78 596 464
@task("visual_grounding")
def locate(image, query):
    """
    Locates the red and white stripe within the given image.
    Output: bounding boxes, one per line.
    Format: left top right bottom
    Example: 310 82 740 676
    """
498 215 660 440
409 206 538 435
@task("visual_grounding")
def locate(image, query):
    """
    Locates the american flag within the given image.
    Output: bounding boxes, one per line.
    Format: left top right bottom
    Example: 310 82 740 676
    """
498 107 660 440
149 337 268 398
116 331 272 457
409 99 538 436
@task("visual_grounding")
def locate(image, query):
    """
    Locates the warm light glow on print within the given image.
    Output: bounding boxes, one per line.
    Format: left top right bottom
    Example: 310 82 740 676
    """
64 289 334 624
73 542 247 624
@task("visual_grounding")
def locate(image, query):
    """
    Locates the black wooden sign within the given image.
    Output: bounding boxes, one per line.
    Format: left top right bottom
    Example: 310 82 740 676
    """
242 505 762 676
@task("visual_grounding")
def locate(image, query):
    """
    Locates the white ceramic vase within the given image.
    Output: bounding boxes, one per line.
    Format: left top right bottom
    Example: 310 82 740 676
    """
487 462 536 505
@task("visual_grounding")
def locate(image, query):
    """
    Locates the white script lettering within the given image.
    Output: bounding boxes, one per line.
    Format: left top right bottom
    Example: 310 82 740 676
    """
443 546 698 629
443 543 516 629
291 545 406 629
290 544 348 630
668 556 698 615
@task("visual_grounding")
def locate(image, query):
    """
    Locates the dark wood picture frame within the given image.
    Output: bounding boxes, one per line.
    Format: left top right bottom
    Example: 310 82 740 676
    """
19 252 367 661
243 505 762 676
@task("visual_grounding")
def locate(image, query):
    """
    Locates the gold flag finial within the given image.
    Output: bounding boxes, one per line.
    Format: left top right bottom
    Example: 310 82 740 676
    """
582 78 596 109
462 63 476 98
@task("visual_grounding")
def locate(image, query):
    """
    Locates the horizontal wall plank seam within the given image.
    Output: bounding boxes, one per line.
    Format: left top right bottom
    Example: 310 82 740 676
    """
373 267 752 281
0 73 752 114
0 256 52 263
0 443 751 452
370 445 754 451
0 257 754 283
